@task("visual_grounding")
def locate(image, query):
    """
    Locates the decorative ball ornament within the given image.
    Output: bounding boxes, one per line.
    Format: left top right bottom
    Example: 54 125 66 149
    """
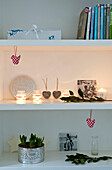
86 110 95 128
11 46 21 65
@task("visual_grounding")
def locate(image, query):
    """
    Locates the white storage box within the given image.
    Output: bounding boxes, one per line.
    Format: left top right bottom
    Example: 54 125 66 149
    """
7 25 61 40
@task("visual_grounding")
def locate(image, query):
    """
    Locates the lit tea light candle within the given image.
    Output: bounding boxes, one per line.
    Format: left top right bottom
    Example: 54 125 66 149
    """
33 90 41 101
62 90 69 97
33 99 42 104
16 91 26 101
16 91 26 104
97 88 107 99
16 99 26 104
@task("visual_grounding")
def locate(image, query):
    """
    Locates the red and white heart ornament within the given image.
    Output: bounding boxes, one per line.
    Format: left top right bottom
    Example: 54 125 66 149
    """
86 109 95 128
11 46 21 65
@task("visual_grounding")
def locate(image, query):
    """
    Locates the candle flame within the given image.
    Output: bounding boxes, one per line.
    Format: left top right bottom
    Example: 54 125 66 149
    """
97 88 107 92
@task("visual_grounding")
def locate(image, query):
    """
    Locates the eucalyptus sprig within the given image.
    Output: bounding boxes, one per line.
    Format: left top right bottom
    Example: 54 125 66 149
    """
60 89 105 103
65 153 112 165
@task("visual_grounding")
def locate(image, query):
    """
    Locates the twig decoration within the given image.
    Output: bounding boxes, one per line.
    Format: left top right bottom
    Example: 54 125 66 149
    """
56 78 59 91
42 78 48 91
14 46 17 56
90 109 92 119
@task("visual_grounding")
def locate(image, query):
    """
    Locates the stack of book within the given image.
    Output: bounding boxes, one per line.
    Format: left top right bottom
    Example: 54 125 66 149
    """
77 4 112 40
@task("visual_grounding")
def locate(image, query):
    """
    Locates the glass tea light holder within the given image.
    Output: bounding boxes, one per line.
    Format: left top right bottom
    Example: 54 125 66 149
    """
33 90 42 103
97 88 107 99
91 136 99 156
16 91 26 104
62 89 70 97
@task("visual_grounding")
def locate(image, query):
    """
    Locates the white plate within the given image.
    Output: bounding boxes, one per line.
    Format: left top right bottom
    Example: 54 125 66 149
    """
10 75 36 99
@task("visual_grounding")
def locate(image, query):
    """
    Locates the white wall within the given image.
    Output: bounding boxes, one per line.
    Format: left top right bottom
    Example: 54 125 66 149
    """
0 51 4 101
3 48 112 100
0 113 3 156
1 48 112 153
2 110 112 152
0 0 112 39
0 0 112 155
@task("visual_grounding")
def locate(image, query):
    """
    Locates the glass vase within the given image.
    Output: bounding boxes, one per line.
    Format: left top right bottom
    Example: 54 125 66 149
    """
91 136 98 155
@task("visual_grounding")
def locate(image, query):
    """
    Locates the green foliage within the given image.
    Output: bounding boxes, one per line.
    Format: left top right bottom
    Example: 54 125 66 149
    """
60 89 105 103
78 88 84 99
20 135 27 146
29 139 35 148
65 153 112 165
36 137 44 147
20 133 44 148
29 134 36 148
69 90 74 96
30 133 36 142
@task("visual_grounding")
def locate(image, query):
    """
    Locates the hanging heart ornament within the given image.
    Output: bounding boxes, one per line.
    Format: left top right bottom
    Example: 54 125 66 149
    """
86 110 95 128
11 46 21 65
11 55 21 64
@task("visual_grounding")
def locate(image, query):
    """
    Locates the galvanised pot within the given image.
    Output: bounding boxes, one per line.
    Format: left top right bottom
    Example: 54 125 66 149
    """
18 144 44 164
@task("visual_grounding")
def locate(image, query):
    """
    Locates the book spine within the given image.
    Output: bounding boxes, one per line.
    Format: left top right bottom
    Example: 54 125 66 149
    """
94 6 98 39
106 4 110 39
83 7 89 39
98 4 100 39
90 7 95 39
77 7 88 39
110 5 112 39
77 11 82 39
103 5 107 39
86 7 92 39
100 4 104 39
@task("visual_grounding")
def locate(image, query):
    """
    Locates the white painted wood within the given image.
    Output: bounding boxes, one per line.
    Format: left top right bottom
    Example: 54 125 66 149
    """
0 51 4 101
0 40 112 47
0 0 112 168
0 36 111 156
2 110 112 152
0 114 3 156
0 52 3 157
0 151 112 169
0 100 112 110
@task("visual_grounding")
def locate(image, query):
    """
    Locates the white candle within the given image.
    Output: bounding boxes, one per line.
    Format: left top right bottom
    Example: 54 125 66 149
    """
62 90 69 97
97 88 107 99
16 91 26 101
16 91 26 104
33 90 41 101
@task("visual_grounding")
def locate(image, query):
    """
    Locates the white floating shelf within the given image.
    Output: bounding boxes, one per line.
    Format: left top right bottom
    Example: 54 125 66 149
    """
0 151 112 170
0 39 111 46
0 100 112 110
0 40 112 52
0 40 112 50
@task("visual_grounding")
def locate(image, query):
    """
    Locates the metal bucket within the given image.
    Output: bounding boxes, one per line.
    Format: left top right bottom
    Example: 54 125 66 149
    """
18 144 44 164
